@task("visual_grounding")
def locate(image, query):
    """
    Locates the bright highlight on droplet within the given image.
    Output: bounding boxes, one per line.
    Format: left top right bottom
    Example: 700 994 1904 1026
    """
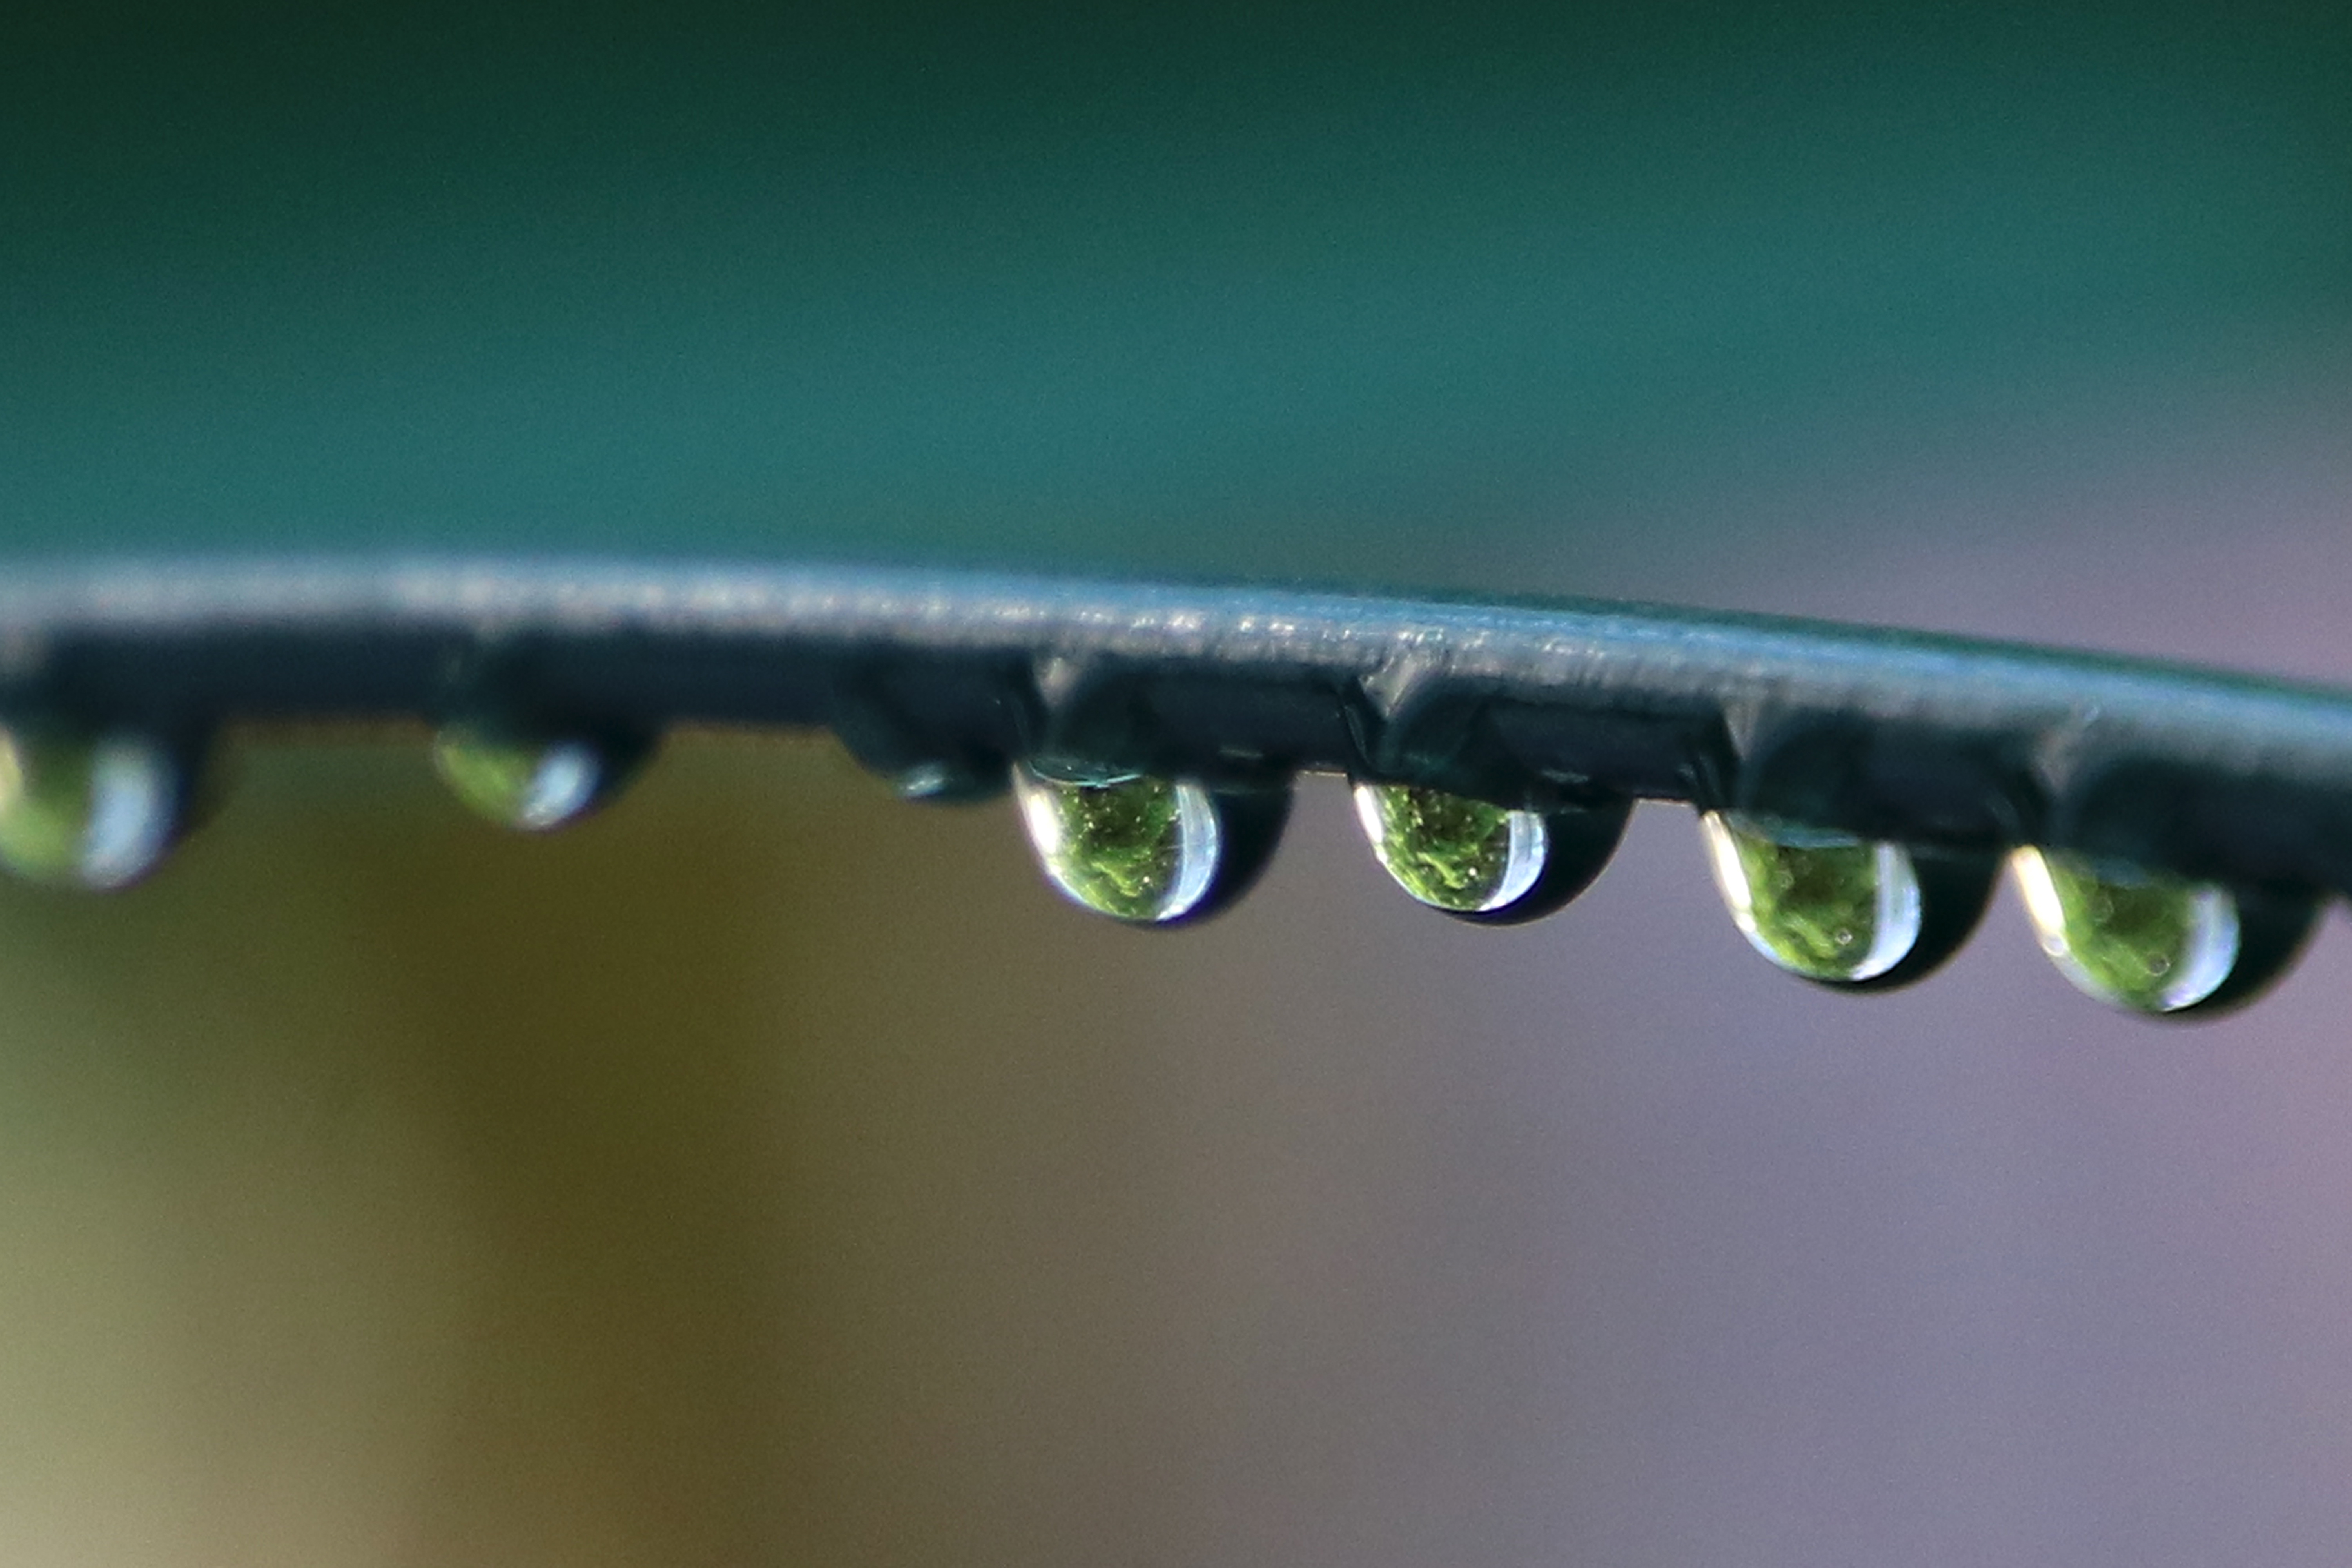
1013 765 1221 924
2011 847 2241 1014
889 758 1006 803
1352 781 1547 915
430 724 615 832
0 726 182 890
1700 810 1924 984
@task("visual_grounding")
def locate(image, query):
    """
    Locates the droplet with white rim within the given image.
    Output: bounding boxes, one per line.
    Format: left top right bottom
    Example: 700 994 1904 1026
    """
2010 846 2244 1014
1352 781 1548 915
430 723 628 832
0 726 184 890
1013 764 1221 924
1700 810 1924 984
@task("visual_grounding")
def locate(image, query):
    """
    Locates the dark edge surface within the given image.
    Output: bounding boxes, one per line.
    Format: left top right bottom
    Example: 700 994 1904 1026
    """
5 557 2351 893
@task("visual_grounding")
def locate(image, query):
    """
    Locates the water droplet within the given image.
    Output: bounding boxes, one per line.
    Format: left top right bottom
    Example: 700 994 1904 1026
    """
1352 781 1543 915
0 726 183 890
2011 847 2245 1014
1014 765 1222 924
1700 810 1924 984
431 723 632 832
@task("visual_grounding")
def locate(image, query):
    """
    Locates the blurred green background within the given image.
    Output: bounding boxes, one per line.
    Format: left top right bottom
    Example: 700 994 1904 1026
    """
5 5 2352 1565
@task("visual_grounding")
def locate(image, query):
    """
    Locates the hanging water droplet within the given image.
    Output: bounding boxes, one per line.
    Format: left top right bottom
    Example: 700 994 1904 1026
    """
430 722 631 832
1700 810 1924 984
2010 847 2250 1014
0 725 183 890
1013 764 1222 923
1351 781 1548 915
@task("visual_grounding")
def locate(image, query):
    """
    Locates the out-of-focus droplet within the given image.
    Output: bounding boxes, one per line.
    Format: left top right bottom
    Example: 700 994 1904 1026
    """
430 723 624 831
1700 810 1924 984
1352 781 1546 914
0 726 182 890
1013 765 1221 923
2011 847 2244 1014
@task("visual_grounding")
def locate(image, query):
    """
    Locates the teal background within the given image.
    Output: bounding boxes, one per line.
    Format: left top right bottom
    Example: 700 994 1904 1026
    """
5 3 2348 589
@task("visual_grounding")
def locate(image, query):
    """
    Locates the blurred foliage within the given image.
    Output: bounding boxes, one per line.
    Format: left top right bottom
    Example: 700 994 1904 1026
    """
0 735 1181 1563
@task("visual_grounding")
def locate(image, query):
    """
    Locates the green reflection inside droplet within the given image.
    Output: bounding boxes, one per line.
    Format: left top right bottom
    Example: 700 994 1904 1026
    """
1014 767 1219 923
1352 781 1544 914
431 725 605 832
0 731 91 882
1700 811 1922 983
0 727 177 889
2011 847 2239 1013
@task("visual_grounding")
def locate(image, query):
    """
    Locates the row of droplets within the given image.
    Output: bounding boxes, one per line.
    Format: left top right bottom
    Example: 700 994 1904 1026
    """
1014 768 2308 1020
0 719 620 889
0 722 2304 1018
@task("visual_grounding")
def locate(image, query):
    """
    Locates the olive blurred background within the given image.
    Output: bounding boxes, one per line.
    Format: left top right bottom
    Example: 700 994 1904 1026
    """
4 3 2352 1564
